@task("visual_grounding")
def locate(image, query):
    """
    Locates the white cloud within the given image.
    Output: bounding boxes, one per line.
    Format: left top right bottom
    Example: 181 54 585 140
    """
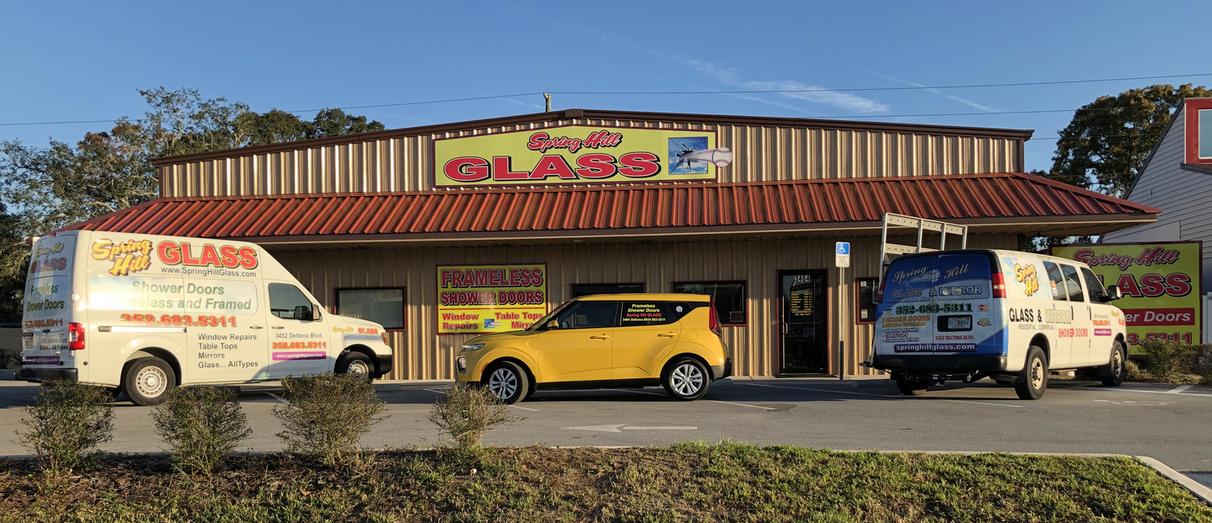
875 73 997 112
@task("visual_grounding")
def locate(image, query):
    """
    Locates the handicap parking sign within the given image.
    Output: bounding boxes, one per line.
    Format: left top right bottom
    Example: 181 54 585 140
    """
835 241 851 268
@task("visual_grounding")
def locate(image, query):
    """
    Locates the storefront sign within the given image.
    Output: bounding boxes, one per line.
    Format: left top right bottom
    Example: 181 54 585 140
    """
1052 242 1202 350
437 264 547 333
433 125 731 186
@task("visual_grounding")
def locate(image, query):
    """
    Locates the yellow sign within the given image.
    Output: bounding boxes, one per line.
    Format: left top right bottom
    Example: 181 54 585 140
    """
437 264 547 333
433 125 731 186
1052 242 1202 350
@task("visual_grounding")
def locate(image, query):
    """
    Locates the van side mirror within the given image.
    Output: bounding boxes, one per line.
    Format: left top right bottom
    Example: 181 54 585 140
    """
1103 286 1122 302
293 305 314 321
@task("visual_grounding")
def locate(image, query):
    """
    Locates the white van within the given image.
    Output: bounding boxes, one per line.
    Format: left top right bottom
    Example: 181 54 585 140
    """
871 249 1127 400
19 231 394 405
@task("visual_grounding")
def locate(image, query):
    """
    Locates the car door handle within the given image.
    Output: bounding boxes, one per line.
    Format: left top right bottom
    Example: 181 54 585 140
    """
589 335 609 340
657 333 676 338
271 326 285 330
249 325 264 330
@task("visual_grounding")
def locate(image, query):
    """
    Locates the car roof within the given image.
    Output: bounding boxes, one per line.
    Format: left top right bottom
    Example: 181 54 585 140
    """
574 293 711 302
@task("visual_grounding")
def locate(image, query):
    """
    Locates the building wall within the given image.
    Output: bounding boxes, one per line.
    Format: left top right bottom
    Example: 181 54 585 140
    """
1106 106 1212 284
272 234 1015 380
159 116 1024 198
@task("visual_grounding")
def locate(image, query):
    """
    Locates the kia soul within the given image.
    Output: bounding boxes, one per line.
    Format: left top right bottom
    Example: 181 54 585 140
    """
456 293 731 403
20 230 394 405
871 249 1128 400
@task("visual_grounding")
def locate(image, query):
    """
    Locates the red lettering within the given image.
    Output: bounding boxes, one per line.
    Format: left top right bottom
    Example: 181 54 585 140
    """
529 155 577 180
180 243 201 266
526 132 550 152
1165 273 1192 297
219 245 240 268
491 156 529 181
198 244 221 267
1116 273 1141 297
157 241 181 265
617 152 661 178
238 247 258 269
443 157 490 182
1139 273 1166 298
575 153 618 179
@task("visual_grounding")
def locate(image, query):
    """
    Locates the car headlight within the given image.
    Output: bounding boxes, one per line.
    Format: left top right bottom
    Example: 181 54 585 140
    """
460 343 486 352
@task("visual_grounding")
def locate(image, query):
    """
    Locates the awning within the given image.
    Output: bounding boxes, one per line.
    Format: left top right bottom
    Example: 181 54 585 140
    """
63 172 1157 244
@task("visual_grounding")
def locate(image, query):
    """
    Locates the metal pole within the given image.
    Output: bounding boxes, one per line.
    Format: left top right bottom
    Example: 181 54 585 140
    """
838 265 845 382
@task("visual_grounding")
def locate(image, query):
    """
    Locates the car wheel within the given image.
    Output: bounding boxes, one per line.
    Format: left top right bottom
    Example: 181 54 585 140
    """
1014 346 1048 400
336 351 374 383
123 357 176 406
662 357 710 401
1099 341 1127 387
484 361 528 404
894 373 928 395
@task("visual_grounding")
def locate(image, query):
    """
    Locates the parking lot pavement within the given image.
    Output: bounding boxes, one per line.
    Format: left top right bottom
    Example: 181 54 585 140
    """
1 377 1210 482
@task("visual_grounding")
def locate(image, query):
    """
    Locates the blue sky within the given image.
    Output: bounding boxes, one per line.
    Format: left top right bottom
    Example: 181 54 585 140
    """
2 1 1210 172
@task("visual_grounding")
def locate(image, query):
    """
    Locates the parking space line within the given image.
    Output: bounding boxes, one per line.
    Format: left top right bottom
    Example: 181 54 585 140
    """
264 392 287 404
709 399 777 411
1169 384 1194 394
1083 386 1212 398
421 387 538 411
604 388 666 397
740 382 1021 408
422 388 448 395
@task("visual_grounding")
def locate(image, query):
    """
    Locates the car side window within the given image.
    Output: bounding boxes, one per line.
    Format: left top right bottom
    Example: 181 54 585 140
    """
1043 261 1067 301
1081 267 1107 302
551 301 619 329
619 301 691 326
1060 265 1085 302
269 283 315 320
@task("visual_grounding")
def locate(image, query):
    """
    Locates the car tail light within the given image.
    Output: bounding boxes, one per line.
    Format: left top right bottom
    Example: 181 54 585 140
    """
67 322 85 351
708 299 721 336
991 272 1006 299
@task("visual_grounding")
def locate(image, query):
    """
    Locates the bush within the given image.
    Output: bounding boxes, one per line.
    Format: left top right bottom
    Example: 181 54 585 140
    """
274 373 385 468
428 384 514 453
0 348 19 369
18 382 114 476
152 386 251 476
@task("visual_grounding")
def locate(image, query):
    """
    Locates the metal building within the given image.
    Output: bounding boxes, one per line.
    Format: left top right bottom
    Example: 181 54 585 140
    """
66 109 1158 380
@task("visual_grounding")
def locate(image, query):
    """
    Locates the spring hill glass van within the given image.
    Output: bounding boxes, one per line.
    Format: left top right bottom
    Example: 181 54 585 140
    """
871 249 1127 400
19 231 393 405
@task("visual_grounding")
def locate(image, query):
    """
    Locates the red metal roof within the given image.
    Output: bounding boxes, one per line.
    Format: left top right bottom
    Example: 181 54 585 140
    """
63 172 1157 241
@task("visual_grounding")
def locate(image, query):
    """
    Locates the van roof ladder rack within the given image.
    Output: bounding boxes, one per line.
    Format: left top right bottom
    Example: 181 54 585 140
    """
878 212 968 285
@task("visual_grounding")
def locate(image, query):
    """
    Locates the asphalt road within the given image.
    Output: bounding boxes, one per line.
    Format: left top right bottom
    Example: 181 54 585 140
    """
1 377 1209 482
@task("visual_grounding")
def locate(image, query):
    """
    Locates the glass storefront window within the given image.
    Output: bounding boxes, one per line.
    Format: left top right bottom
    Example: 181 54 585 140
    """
336 288 405 329
671 281 746 325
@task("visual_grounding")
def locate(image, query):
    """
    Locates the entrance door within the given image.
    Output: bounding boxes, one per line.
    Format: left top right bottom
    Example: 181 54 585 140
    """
779 271 828 374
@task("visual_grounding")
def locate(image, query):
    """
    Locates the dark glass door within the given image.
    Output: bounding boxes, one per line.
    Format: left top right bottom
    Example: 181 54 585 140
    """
779 270 828 374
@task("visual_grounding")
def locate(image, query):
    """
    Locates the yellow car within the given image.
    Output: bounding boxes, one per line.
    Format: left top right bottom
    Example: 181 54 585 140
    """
456 293 731 403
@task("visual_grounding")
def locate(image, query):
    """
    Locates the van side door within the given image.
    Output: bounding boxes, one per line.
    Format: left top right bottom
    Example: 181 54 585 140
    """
264 282 331 378
1059 264 1092 367
1041 261 1073 367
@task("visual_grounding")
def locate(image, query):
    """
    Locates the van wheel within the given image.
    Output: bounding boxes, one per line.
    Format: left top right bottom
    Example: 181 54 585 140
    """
336 352 374 383
1099 342 1127 387
1015 346 1048 400
123 358 176 406
662 357 710 401
894 373 928 395
484 361 528 405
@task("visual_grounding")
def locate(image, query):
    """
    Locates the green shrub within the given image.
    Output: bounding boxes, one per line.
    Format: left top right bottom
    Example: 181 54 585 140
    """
152 386 251 476
428 384 514 453
18 381 114 476
0 348 19 369
274 373 385 468
1138 340 1200 383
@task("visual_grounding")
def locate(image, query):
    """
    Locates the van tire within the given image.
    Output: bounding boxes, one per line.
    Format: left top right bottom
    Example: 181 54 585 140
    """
1099 342 1127 387
894 373 928 395
336 352 374 383
484 361 528 405
1014 346 1047 400
662 357 711 401
123 357 176 406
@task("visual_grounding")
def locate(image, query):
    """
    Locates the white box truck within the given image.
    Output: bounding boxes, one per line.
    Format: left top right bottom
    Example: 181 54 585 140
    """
871 249 1128 400
19 230 394 405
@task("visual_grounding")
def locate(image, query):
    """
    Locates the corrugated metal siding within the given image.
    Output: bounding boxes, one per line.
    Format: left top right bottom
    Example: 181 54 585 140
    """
273 234 1016 380
160 117 1022 197
1107 106 1212 284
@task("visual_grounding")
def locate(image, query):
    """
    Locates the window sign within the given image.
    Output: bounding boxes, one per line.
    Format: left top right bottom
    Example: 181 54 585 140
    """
437 264 547 333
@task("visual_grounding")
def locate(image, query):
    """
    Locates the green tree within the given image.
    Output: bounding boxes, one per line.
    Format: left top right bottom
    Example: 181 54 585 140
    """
0 87 385 311
1049 83 1212 196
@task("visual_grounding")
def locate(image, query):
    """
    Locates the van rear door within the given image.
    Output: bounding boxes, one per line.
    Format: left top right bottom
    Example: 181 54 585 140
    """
875 254 938 356
21 233 78 374
931 252 1001 357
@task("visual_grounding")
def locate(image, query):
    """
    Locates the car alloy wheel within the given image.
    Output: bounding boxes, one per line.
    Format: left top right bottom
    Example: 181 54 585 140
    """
670 362 705 397
487 367 519 401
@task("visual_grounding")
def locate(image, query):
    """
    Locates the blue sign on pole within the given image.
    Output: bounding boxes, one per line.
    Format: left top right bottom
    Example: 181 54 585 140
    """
835 242 850 255
834 241 851 268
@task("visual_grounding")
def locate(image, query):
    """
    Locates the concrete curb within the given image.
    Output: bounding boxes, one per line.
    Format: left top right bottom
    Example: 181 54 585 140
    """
1136 456 1212 506
727 376 891 388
